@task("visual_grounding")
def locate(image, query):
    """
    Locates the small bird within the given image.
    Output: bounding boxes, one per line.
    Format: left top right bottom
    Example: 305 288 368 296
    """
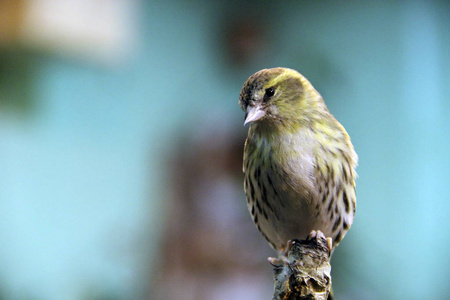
239 67 357 252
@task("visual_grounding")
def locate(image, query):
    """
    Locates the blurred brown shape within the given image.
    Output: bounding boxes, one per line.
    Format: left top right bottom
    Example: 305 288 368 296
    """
153 121 273 300
224 18 265 65
0 0 25 44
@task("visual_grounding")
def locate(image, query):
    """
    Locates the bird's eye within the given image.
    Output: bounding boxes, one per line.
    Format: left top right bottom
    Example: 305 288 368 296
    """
265 87 275 97
264 87 275 102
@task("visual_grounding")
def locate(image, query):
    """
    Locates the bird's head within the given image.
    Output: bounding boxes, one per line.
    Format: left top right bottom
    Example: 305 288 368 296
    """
239 67 323 127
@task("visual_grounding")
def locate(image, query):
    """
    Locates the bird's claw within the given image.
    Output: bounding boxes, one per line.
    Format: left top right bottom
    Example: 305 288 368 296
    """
307 230 332 256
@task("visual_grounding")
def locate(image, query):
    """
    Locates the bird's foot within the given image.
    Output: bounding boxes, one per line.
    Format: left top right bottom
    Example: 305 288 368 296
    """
307 230 333 256
268 240 294 267
269 231 333 267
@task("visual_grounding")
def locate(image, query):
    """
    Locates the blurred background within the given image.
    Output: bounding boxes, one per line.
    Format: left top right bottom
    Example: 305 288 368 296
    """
1 0 449 299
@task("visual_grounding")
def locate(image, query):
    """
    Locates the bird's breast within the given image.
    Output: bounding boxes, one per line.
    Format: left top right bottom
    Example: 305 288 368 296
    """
246 128 317 199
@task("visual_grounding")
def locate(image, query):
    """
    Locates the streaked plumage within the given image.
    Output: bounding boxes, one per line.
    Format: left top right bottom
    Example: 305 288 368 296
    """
239 67 357 252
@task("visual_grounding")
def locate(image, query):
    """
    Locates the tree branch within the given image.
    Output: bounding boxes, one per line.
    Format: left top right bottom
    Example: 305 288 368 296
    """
270 231 332 300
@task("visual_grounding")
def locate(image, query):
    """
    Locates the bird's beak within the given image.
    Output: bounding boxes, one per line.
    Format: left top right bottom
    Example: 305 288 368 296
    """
244 104 266 126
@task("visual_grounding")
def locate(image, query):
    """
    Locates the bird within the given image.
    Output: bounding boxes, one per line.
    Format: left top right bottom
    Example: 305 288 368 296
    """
239 67 357 253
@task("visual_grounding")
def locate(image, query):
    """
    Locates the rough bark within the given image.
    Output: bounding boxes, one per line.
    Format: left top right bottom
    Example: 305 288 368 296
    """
270 231 332 300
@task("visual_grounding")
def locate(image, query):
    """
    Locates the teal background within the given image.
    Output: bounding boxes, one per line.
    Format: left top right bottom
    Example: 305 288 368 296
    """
1 1 449 299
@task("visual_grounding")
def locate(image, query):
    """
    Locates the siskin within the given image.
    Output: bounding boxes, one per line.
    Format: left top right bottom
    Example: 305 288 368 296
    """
239 67 357 252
